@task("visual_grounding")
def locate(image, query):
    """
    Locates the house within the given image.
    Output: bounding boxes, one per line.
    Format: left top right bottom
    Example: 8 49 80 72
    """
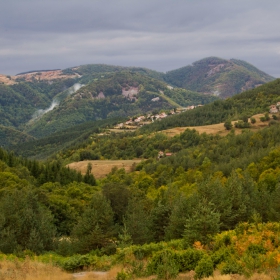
158 151 173 159
270 105 278 114
158 151 164 159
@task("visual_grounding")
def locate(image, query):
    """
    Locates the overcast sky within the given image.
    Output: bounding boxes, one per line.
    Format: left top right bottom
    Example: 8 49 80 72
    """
1 0 280 77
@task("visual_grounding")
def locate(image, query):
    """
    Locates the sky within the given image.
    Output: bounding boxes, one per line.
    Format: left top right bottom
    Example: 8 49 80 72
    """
1 0 280 77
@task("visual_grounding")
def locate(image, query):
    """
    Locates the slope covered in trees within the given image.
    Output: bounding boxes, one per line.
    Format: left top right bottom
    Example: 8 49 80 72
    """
165 57 275 98
140 78 280 133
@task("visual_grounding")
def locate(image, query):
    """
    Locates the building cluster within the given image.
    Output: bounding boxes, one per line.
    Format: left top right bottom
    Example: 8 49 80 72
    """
269 102 280 114
114 105 203 129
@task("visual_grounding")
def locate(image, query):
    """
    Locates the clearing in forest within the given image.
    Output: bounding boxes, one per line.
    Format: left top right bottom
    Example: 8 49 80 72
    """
67 159 143 179
160 113 273 137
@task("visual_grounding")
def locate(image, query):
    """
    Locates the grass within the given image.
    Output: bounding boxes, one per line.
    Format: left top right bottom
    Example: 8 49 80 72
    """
0 259 73 280
75 269 278 280
160 113 276 137
0 259 278 280
67 159 143 179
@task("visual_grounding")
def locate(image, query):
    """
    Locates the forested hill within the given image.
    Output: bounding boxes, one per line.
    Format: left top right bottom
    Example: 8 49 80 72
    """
140 78 280 134
164 57 275 98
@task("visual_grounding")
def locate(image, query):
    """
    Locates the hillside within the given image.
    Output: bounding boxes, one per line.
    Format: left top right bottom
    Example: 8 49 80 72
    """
140 78 280 133
0 58 275 147
165 57 275 98
2 71 280 279
0 125 35 147
23 71 216 138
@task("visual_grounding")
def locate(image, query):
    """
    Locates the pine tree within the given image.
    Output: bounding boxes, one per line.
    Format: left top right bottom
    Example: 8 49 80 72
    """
124 196 152 245
183 197 220 245
71 193 115 253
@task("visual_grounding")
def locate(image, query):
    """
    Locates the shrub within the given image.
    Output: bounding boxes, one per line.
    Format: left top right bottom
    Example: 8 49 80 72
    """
194 256 214 279
250 117 256 124
177 249 205 272
116 270 131 280
221 260 243 275
146 249 179 279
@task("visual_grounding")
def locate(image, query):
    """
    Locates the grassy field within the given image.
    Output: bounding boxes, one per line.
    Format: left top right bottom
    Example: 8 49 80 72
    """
67 159 143 179
0 259 73 280
160 113 274 137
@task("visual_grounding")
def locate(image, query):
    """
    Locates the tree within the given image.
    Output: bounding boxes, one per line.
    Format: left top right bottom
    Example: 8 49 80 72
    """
250 117 256 124
102 183 131 225
71 193 115 253
224 120 232 130
0 190 56 254
183 198 220 245
84 162 96 185
124 196 152 244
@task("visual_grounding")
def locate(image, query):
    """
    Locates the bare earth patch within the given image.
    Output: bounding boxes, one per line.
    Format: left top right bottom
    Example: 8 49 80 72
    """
16 70 79 82
67 159 143 179
0 74 17 85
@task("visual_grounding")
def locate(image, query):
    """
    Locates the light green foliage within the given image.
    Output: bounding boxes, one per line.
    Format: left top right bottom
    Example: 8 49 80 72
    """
194 256 214 279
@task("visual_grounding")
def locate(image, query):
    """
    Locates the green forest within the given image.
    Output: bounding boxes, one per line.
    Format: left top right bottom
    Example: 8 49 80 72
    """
2 117 280 278
1 63 280 279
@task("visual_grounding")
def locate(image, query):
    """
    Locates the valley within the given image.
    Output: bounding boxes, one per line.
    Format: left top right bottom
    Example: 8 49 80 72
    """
1 58 280 279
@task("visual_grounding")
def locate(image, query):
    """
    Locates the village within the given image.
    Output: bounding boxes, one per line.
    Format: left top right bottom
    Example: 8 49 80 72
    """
113 104 203 130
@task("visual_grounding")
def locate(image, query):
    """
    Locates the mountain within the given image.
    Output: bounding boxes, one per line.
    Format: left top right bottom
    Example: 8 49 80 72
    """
18 70 216 138
0 58 274 142
165 57 275 98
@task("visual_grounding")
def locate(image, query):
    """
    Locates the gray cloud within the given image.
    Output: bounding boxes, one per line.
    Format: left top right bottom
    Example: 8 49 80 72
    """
0 0 280 76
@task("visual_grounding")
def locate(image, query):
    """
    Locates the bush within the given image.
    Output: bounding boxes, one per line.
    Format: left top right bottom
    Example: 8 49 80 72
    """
156 250 180 280
250 117 256 124
146 248 204 278
178 249 205 272
224 120 232 130
221 260 243 275
194 256 214 279
116 270 131 280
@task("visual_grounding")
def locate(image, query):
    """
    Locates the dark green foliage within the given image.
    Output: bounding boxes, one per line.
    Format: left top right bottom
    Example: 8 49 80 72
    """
234 120 251 128
183 198 220 245
165 57 274 98
224 120 232 130
124 196 153 245
147 248 204 279
71 193 116 254
11 117 124 159
140 78 280 134
102 183 131 225
0 190 56 254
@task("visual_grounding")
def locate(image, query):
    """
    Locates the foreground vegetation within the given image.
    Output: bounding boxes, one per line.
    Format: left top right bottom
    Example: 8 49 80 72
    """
2 77 280 279
0 222 280 279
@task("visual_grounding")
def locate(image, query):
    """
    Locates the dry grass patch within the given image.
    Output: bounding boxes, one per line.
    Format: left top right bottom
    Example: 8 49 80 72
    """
0 259 73 280
160 113 276 138
67 159 143 179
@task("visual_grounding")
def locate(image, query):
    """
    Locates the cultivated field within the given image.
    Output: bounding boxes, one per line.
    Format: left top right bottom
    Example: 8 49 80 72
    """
67 159 143 179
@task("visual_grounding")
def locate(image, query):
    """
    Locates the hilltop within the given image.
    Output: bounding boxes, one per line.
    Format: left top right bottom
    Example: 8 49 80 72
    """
0 57 275 146
165 57 275 98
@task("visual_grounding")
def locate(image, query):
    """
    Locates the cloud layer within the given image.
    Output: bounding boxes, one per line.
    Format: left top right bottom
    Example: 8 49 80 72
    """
1 0 280 76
